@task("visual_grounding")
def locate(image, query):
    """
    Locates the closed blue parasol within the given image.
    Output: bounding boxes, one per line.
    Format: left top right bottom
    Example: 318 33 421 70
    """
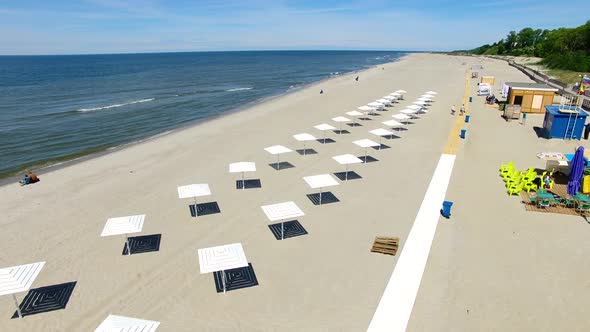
567 146 585 196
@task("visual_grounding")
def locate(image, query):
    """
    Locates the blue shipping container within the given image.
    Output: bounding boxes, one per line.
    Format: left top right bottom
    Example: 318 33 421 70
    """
542 105 588 140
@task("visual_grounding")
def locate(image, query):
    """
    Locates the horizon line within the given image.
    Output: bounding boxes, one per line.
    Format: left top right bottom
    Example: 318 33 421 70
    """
0 49 440 57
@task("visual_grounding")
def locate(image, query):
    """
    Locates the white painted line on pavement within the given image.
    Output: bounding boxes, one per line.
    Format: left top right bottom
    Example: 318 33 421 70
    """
368 153 456 332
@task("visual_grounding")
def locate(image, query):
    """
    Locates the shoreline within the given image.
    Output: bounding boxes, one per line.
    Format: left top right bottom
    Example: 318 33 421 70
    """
0 57 405 187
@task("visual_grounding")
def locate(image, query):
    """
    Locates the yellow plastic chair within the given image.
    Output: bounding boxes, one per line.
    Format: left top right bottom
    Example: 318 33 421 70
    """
508 182 524 195
524 182 538 193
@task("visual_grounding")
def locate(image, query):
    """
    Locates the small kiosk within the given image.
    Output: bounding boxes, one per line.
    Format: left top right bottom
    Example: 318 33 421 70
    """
542 105 588 140
505 82 557 113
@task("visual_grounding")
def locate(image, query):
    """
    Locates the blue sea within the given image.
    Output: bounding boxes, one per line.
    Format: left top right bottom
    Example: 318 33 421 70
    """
0 51 404 178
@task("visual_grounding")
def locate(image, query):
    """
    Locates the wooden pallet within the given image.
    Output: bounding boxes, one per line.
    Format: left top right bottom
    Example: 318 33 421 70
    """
371 236 399 256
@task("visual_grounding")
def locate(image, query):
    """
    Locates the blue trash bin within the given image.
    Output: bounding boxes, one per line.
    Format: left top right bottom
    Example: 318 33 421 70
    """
465 115 470 123
441 201 453 218
469 96 472 102
460 129 466 139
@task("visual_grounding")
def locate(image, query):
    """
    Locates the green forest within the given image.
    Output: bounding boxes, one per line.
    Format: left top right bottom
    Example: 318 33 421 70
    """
467 21 590 72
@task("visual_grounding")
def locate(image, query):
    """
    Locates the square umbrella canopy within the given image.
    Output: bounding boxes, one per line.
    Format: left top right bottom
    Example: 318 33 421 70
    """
358 105 375 114
293 133 317 156
353 139 380 163
407 105 422 110
229 162 256 190
332 154 363 181
346 110 364 124
314 124 337 143
377 98 392 104
178 184 212 215
346 110 363 117
421 94 435 99
382 119 403 127
95 314 160 332
264 145 294 170
367 102 385 109
198 243 248 293
392 113 412 120
261 201 305 240
303 174 340 205
413 100 428 105
395 90 407 93
390 92 402 96
383 96 397 101
332 116 351 133
369 128 395 150
425 91 437 94
101 214 146 256
0 261 45 319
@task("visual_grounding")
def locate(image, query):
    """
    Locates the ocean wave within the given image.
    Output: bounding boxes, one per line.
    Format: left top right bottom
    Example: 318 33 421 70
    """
226 87 253 92
75 98 155 113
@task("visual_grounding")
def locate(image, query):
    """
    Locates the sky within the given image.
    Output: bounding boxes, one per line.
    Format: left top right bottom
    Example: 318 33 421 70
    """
0 0 588 55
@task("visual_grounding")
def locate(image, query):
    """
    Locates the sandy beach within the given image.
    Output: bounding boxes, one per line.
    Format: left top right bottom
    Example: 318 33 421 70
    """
2 53 589 331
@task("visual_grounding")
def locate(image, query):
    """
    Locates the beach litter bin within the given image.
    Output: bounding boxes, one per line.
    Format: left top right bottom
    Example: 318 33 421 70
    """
441 201 453 218
465 115 470 123
469 96 472 102
460 129 466 139
522 113 527 126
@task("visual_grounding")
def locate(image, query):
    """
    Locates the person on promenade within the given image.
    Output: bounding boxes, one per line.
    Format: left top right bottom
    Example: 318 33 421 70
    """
451 105 456 115
460 104 465 115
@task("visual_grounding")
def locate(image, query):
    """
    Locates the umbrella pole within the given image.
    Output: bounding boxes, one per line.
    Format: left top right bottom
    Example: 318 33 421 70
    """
364 147 367 164
379 137 382 150
339 122 343 134
222 270 226 294
303 141 306 156
242 172 245 190
194 197 198 217
345 164 349 181
319 187 323 205
281 219 284 240
277 154 280 170
323 131 326 143
125 234 131 256
13 294 22 319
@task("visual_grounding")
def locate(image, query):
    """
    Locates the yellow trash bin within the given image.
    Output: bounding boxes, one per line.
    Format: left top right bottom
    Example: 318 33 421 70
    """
583 175 590 193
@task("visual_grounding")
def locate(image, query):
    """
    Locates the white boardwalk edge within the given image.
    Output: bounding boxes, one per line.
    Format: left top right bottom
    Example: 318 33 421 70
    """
367 154 456 332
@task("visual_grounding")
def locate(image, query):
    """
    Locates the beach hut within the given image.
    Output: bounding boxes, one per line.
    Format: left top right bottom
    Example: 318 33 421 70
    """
505 82 558 113
542 105 588 140
481 76 495 85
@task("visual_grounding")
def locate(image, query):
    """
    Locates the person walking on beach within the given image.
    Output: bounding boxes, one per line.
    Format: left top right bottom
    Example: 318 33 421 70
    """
320 89 324 94
355 76 359 82
451 105 456 115
460 104 465 115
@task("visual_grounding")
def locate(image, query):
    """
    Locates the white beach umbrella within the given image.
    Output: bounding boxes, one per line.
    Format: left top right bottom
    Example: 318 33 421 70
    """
390 92 402 96
303 174 340 205
178 184 212 216
198 243 249 293
358 105 377 116
332 154 363 181
352 139 380 163
293 133 317 156
392 113 412 124
367 102 385 110
101 214 146 256
261 201 305 240
376 98 392 105
369 128 395 150
346 110 364 126
425 91 437 94
383 95 396 101
0 262 45 319
421 94 435 99
314 123 337 143
417 97 430 102
382 119 404 131
332 116 351 133
407 104 422 110
395 90 407 93
95 315 161 332
413 100 428 105
229 162 257 190
264 145 293 170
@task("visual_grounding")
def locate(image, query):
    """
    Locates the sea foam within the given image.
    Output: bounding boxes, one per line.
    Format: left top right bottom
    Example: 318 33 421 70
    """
76 98 155 112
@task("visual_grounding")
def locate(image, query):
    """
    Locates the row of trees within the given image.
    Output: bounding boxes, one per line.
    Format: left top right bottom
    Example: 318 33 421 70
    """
468 21 590 72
